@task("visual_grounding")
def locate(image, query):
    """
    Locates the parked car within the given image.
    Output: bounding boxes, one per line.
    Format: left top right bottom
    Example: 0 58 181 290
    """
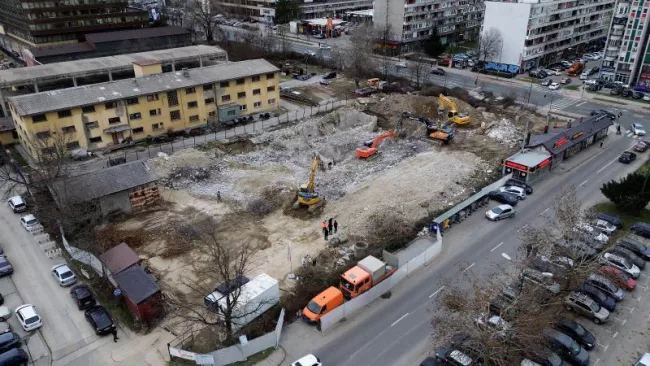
0 332 20 355
584 274 624 301
618 237 650 260
431 68 446 76
19 214 38 231
622 89 634 97
84 305 116 335
645 94 650 101
636 353 650 366
291 354 322 366
600 253 640 278
419 357 439 366
0 348 28 366
474 313 511 338
634 142 648 152
521 268 561 295
294 74 312 81
498 186 526 200
619 151 637 163
608 246 645 269
576 283 616 311
555 240 597 260
70 284 96 310
552 318 596 350
51 264 77 287
0 258 13 278
531 255 574 275
15 304 42 332
486 204 515 221
631 222 650 238
631 123 646 136
546 68 561 76
560 77 571 84
318 44 331 50
505 179 533 194
573 223 609 245
592 219 617 235
579 72 589 80
599 266 636 291
633 91 645 99
522 348 570 366
588 84 603 91
590 109 617 120
584 79 598 86
541 79 553 86
395 61 408 68
549 82 560 90
488 191 519 206
322 72 337 79
610 87 622 95
542 328 589 365
597 213 623 228
6 197 26 213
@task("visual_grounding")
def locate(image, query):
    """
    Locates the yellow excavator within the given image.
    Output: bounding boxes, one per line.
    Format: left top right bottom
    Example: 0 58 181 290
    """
438 94 470 125
294 154 325 212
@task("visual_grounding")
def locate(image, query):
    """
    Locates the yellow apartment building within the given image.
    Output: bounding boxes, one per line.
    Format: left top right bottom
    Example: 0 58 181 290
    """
7 59 280 161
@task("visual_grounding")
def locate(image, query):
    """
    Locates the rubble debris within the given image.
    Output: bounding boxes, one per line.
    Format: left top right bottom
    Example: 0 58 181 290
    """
486 118 520 147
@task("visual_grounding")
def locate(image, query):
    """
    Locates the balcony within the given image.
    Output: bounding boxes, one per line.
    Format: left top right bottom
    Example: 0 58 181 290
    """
613 23 624 30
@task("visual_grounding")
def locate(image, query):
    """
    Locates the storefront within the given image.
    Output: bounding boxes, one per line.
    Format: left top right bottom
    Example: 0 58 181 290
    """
503 150 553 183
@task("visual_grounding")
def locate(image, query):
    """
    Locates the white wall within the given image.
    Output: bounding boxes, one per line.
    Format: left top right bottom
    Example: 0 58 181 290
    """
482 2 531 66
373 0 405 41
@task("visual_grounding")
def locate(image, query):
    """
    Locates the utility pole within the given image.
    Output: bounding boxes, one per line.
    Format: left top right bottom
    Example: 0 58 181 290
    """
521 119 530 152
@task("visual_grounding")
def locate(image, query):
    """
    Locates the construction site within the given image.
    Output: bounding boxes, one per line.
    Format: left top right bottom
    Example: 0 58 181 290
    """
99 89 553 303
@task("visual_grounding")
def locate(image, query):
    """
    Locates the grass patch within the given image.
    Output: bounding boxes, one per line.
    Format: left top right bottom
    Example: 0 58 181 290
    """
592 97 628 105
518 76 539 84
233 347 275 366
592 202 650 228
565 85 580 91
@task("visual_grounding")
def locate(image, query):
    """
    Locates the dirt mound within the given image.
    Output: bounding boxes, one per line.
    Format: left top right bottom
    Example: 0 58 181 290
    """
150 148 214 179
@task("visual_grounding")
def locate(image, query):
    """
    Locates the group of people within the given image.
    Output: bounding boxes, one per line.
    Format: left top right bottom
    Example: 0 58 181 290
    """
322 217 338 240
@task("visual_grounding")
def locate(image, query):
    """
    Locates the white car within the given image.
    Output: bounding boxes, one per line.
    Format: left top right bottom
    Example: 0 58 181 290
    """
15 304 42 331
601 253 640 278
395 61 408 68
20 214 39 230
545 69 561 76
498 186 526 200
475 313 511 337
486 204 515 221
7 196 26 213
318 44 332 50
644 94 650 101
631 123 646 136
584 79 598 86
51 264 77 287
593 219 617 235
548 82 560 90
292 354 322 366
579 73 589 80
574 223 609 243
303 50 316 57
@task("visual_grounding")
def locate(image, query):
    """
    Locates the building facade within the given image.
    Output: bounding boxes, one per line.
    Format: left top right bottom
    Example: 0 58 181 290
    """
8 59 280 161
600 0 650 86
373 0 484 52
0 0 149 49
482 0 613 72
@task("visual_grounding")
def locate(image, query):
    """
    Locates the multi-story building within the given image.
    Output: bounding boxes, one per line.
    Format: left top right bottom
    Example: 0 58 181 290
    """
0 0 149 49
7 59 280 161
373 0 484 53
214 0 372 23
600 0 650 86
482 0 613 72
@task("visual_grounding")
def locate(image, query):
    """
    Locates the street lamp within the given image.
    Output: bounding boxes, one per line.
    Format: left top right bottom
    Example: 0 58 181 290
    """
496 39 504 80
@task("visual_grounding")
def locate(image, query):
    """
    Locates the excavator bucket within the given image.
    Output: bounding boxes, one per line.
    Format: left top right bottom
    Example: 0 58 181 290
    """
356 147 376 159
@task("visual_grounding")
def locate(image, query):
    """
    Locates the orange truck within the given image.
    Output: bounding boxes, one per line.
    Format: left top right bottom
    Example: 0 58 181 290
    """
567 62 584 76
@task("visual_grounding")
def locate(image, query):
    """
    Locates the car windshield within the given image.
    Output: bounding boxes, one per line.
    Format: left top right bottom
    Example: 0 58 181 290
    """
548 352 562 366
26 219 37 225
571 322 585 336
589 301 601 313
492 207 503 214
306 300 321 315
60 271 73 279
25 315 39 325
569 339 581 355
93 312 112 328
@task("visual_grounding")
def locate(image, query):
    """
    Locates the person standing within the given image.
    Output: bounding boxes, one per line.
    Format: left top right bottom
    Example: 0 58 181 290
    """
112 327 119 342
328 218 333 234
322 220 328 240
333 220 338 233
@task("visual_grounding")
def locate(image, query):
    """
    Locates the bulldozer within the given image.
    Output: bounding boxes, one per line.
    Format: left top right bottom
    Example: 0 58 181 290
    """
294 154 325 212
438 94 470 125
405 113 455 144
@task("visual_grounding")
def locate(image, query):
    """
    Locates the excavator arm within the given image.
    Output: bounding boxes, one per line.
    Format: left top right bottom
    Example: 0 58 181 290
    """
371 130 395 149
438 94 470 125
306 155 320 193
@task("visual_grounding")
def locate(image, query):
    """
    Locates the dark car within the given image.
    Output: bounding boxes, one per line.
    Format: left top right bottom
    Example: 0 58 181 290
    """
610 87 622 95
631 222 650 239
554 240 597 260
584 274 624 301
633 91 645 99
0 333 20 355
618 237 650 260
541 79 553 86
488 191 519 206
542 328 589 366
576 283 616 311
525 347 570 366
608 246 645 269
552 318 596 350
431 68 446 76
597 213 623 229
634 142 648 152
84 305 116 335
323 72 337 79
0 258 13 278
588 84 603 92
505 178 533 194
590 109 617 120
622 89 634 97
70 284 96 310
619 151 637 163
0 348 28 366
420 356 441 366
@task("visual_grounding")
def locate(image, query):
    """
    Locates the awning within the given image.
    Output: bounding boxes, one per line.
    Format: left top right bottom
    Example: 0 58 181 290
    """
103 125 131 134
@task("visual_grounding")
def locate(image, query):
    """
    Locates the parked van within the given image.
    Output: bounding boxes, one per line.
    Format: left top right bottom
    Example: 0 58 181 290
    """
301 286 344 324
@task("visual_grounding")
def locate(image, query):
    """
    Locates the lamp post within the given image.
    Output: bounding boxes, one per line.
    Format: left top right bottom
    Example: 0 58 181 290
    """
496 39 504 80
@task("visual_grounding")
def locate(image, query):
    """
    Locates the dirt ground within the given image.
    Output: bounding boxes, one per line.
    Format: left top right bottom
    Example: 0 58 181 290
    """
107 95 546 297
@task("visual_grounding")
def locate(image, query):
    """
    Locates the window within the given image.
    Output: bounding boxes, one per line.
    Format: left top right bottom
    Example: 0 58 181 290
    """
222 95 231 102
220 81 229 88
66 141 80 150
240 104 247 111
167 90 179 107
149 109 158 116
105 102 116 109
268 98 276 104
253 89 261 95
203 84 213 91
41 147 55 155
32 114 47 123
188 101 198 109
126 97 139 105
208 111 216 117
89 136 102 143
186 87 196 94
236 78 245 85
132 127 144 134
85 121 98 129
254 101 262 108
129 112 142 120
252 75 260 82
227 110 237 116
57 109 72 118
205 98 214 104
266 72 275 79
170 110 181 120
81 105 95 113
238 92 246 99
36 131 51 139
267 86 276 92
189 115 199 122
62 125 76 134
152 122 164 130
146 94 159 102
108 117 121 124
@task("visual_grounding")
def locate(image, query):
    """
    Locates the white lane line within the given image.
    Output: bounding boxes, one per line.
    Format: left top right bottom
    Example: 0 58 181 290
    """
577 102 586 106
630 307 636 313
517 224 529 233
595 358 600 365
579 179 588 187
391 313 409 327
429 286 445 299
491 242 504 252
462 263 475 273
541 208 550 215
613 331 619 338
501 253 512 261
597 157 619 173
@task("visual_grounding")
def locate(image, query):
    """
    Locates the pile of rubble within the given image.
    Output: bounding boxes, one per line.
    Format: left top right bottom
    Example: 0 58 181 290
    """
486 118 520 148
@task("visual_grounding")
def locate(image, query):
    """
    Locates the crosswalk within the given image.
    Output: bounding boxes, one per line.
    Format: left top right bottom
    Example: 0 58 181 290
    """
624 131 643 139
539 97 581 111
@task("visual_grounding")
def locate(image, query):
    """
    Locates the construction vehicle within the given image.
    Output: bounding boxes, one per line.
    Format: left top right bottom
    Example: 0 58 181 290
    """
340 255 396 300
355 130 395 159
294 154 325 212
438 94 470 125
405 113 455 144
566 62 584 76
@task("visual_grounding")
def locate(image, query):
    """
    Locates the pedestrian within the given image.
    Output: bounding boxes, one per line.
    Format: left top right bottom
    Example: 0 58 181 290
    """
217 191 222 202
333 220 338 233
600 141 604 148
328 218 333 234
322 220 328 240
112 328 119 342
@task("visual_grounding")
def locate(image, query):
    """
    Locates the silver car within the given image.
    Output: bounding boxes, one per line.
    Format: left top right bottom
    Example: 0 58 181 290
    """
521 268 561 295
485 204 515 221
51 264 77 286
565 291 610 324
600 253 640 279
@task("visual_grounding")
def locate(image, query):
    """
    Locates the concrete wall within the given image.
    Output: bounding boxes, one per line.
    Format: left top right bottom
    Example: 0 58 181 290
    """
99 190 132 216
482 2 531 66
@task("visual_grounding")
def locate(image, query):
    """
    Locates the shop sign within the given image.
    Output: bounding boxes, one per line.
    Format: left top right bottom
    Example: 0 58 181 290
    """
505 161 528 171
554 137 569 148
571 131 583 140
538 158 551 168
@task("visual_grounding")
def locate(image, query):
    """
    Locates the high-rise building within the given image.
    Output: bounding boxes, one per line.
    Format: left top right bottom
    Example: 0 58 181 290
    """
600 0 650 87
373 0 485 53
0 0 149 49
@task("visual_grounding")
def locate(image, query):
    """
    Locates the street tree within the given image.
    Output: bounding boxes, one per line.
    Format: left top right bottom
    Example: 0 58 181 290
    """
186 0 221 43
407 46 430 89
421 28 446 58
478 27 503 63
343 24 378 82
601 172 650 215
274 0 301 25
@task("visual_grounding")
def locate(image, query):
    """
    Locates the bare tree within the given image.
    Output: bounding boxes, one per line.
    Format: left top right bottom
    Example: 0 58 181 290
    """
276 25 291 57
343 24 378 83
478 27 503 63
186 0 222 43
408 53 429 89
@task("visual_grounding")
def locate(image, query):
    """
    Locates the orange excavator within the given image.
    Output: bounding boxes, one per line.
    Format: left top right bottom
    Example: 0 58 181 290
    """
355 130 395 159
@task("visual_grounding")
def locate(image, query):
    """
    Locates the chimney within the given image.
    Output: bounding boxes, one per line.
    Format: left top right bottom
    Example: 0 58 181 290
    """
525 132 531 146
544 125 549 133
182 67 189 77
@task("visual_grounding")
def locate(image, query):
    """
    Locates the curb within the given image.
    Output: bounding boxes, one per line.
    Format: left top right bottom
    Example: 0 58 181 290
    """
254 346 286 366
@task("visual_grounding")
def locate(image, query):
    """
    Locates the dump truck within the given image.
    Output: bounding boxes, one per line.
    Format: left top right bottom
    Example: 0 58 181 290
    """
340 255 396 300
567 62 584 76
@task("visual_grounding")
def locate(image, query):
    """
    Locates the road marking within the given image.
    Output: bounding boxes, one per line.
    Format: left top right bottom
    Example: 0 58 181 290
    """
641 273 650 278
613 331 619 338
541 208 550 215
462 263 475 273
578 179 588 187
595 358 600 365
630 307 636 313
501 253 512 261
577 102 586 106
597 343 609 351
517 224 529 233
429 286 445 299
597 157 619 173
491 242 504 252
638 284 649 291
391 313 409 327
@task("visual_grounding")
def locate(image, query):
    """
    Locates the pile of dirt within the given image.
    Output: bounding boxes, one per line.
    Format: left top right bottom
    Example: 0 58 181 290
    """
486 118 521 148
150 149 215 179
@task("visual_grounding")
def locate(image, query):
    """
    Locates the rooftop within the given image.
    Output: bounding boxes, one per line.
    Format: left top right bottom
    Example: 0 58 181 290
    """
527 114 613 155
99 242 141 276
113 264 160 304
0 117 14 132
10 59 278 116
85 26 189 43
507 149 551 167
0 45 227 88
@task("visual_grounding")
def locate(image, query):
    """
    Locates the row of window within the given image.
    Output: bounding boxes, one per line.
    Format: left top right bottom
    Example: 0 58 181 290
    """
28 16 142 30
